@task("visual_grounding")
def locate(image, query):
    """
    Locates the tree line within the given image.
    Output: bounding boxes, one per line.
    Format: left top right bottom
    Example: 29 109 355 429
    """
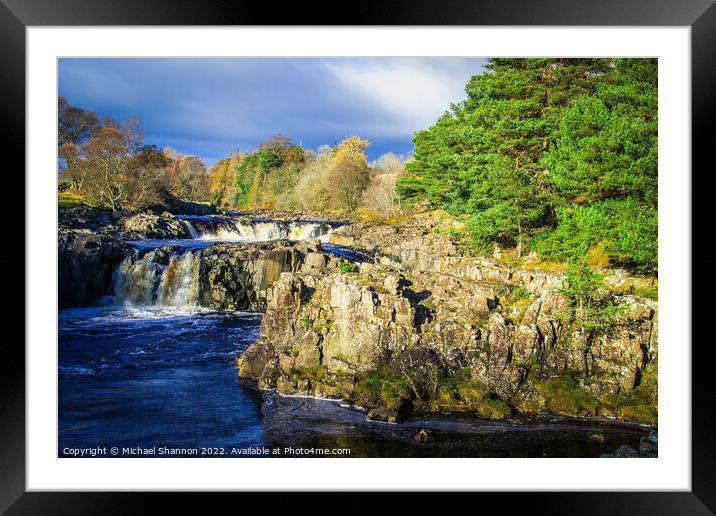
58 97 408 219
58 97 209 211
58 58 657 273
208 134 408 219
397 58 658 272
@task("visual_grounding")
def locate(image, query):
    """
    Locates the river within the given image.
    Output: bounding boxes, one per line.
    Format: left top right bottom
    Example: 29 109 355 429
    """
58 216 650 458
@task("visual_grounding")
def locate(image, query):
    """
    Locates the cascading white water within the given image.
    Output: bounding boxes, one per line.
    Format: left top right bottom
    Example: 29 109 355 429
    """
288 222 332 242
183 220 200 239
114 250 161 306
193 219 333 242
114 250 200 307
158 251 200 306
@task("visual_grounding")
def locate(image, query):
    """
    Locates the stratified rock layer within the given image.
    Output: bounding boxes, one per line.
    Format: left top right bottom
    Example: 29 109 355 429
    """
58 229 127 306
239 214 658 423
119 212 190 239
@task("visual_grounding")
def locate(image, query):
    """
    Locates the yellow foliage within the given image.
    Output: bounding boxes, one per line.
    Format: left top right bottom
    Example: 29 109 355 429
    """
207 152 242 207
333 136 370 166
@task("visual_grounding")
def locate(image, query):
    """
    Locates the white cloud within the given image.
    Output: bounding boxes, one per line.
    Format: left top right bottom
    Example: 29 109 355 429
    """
322 58 485 136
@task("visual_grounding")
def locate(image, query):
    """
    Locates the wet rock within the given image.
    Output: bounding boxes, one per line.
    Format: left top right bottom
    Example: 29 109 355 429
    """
366 407 399 423
414 429 430 442
119 212 190 239
58 229 126 307
613 444 639 458
198 241 333 311
589 433 607 443
639 430 658 457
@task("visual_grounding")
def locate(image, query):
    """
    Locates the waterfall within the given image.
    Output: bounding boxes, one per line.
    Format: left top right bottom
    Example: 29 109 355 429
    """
288 222 332 242
114 249 200 307
185 216 333 242
158 251 200 306
114 250 161 305
183 220 200 239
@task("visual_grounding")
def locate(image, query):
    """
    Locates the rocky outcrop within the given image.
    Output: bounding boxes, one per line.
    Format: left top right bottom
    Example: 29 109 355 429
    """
58 206 122 234
119 212 190 239
58 229 127 307
162 198 217 215
237 259 657 423
198 241 336 311
329 212 460 271
601 431 658 457
114 240 340 311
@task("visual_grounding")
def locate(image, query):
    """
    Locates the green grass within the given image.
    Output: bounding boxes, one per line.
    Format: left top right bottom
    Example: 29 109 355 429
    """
601 361 657 425
477 397 512 419
352 366 512 419
58 190 85 209
511 286 532 301
297 364 326 383
290 364 326 384
532 371 599 417
352 366 408 410
338 260 359 273
633 286 658 300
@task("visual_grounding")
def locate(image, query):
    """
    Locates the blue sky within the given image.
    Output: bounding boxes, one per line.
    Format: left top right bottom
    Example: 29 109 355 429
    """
58 58 487 167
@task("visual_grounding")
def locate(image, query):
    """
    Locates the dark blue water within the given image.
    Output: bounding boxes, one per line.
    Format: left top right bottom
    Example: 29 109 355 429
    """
125 239 370 264
58 215 651 458
58 306 266 456
58 306 651 458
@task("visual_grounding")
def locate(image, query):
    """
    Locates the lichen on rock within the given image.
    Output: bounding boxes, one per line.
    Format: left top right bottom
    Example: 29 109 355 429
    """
238 216 658 424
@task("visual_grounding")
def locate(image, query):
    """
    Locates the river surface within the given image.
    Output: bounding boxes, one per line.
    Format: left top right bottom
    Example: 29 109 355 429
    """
58 305 650 458
58 217 651 458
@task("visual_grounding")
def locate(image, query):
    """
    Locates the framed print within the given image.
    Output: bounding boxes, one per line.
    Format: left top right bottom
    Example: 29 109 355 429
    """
5 0 713 512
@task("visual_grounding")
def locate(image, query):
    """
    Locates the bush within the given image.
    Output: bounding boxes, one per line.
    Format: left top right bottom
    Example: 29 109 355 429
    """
532 198 657 273
477 397 512 419
533 373 599 416
296 364 325 383
602 361 657 424
352 366 409 410
338 260 359 273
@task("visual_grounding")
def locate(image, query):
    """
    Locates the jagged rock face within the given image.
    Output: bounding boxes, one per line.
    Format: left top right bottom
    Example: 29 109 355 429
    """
198 242 331 311
162 198 217 215
237 264 658 419
329 212 460 271
58 229 127 307
113 240 336 312
119 212 190 239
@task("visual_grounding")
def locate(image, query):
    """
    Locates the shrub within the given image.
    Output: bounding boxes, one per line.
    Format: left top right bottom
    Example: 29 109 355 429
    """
352 366 409 410
533 373 599 416
338 260 359 273
477 397 512 419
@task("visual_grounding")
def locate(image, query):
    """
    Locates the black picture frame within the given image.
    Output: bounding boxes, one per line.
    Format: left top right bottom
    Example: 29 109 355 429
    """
5 0 712 512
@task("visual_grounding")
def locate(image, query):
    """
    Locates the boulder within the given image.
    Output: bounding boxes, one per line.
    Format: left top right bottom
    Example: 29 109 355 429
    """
639 431 658 457
366 407 399 423
119 212 190 239
613 444 639 458
58 230 126 306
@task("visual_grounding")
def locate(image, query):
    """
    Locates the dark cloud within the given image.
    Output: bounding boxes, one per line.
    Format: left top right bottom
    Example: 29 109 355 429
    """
58 57 486 166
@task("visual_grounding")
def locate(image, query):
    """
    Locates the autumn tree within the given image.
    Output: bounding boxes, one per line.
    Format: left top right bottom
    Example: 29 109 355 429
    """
123 145 173 209
330 136 371 212
176 156 209 201
208 152 243 207
161 148 210 202
59 118 143 210
58 96 100 148
360 153 410 219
